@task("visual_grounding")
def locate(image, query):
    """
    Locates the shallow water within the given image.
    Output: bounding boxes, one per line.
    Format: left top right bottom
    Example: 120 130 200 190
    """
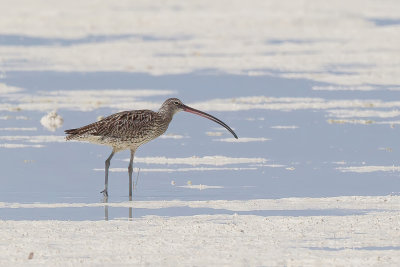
0 206 372 221
1 71 400 220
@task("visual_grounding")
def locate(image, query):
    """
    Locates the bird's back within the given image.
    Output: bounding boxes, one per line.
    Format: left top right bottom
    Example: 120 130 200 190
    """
65 110 170 151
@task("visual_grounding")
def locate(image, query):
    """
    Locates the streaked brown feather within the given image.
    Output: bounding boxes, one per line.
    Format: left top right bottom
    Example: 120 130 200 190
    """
65 110 158 141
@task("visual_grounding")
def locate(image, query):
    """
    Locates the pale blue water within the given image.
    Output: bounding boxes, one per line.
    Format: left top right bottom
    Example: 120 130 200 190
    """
0 34 191 47
1 71 399 220
369 18 400 27
308 246 400 251
0 206 371 221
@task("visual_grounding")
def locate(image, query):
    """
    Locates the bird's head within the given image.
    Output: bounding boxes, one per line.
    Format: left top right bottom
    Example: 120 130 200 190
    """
159 98 185 115
159 98 238 139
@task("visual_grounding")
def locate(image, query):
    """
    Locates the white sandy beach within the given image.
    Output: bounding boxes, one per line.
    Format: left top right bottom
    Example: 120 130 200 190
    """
1 196 399 266
0 0 399 86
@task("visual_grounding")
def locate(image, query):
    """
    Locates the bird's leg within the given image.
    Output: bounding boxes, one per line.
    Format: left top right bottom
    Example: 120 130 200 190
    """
101 150 115 197
128 149 135 198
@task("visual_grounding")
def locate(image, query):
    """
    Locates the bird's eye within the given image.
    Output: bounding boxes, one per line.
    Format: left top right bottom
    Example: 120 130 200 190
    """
173 101 179 105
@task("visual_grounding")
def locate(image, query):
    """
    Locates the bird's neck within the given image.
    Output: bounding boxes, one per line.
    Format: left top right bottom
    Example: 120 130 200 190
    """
158 108 174 122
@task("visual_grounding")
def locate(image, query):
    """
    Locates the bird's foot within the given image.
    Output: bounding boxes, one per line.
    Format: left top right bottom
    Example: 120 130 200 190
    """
101 189 108 197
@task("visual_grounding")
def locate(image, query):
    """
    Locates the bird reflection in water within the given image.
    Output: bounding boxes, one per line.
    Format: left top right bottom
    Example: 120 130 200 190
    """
103 197 133 221
103 171 139 221
103 197 109 221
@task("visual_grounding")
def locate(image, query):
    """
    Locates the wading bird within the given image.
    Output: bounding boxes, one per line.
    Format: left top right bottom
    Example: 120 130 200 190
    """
65 98 238 197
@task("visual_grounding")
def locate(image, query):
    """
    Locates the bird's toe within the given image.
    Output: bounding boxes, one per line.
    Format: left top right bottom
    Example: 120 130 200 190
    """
101 189 108 197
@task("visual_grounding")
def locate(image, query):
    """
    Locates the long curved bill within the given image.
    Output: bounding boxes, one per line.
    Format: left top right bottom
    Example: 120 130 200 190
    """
182 104 238 139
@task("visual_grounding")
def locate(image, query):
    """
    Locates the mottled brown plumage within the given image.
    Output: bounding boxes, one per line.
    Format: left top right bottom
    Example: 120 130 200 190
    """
65 98 238 197
66 110 168 152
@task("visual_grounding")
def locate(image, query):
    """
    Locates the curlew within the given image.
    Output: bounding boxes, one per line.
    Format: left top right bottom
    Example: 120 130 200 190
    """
65 98 238 197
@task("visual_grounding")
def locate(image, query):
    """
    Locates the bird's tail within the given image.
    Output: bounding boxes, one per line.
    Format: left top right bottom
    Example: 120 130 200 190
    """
65 121 98 140
65 128 80 140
